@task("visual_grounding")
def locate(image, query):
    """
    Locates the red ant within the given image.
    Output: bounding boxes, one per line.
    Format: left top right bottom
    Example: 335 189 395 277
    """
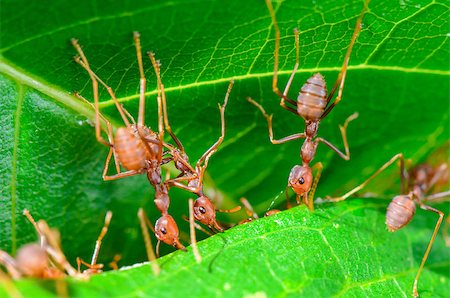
72 33 189 252
0 210 79 279
161 80 241 232
247 0 370 210
326 153 449 297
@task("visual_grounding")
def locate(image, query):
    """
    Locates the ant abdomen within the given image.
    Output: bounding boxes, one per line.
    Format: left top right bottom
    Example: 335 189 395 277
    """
386 195 416 232
15 243 48 278
297 73 328 122
114 127 150 171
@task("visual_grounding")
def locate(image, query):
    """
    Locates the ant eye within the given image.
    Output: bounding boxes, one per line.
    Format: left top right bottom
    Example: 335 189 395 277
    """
299 177 305 184
161 227 167 235
199 207 206 214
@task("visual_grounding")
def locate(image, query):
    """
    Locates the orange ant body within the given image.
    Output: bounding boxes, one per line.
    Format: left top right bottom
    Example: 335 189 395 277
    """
326 153 449 297
247 0 370 210
72 33 187 251
0 210 79 279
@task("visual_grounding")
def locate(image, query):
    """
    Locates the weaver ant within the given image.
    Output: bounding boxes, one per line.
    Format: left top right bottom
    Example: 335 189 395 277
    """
247 0 370 210
0 210 79 279
326 152 449 297
72 33 188 251
76 211 113 275
161 80 241 232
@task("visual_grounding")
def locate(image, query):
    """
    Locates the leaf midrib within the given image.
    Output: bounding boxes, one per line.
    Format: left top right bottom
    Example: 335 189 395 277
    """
1 57 449 125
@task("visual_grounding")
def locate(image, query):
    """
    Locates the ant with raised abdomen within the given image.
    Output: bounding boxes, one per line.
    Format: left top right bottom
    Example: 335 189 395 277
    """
325 152 449 297
247 0 370 210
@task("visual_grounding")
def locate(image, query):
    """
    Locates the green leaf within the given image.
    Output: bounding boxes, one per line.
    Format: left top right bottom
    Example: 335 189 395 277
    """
1 201 449 297
0 0 449 296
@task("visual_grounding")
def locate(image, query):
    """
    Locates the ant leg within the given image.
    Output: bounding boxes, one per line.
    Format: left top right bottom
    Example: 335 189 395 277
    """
147 52 167 147
181 215 214 236
326 153 404 202
0 251 21 279
149 53 186 152
247 97 306 144
197 81 234 170
321 0 370 119
108 254 122 270
412 204 444 298
86 211 112 272
189 199 202 263
22 209 46 248
240 198 259 219
264 0 298 110
71 40 133 128
166 180 199 195
103 169 141 181
33 220 78 277
306 162 323 211
75 92 121 174
137 209 160 276
133 32 146 127
426 163 449 193
316 112 359 161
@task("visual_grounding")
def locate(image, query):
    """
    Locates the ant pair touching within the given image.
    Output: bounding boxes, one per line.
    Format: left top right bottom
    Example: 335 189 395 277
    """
71 32 239 263
0 210 113 280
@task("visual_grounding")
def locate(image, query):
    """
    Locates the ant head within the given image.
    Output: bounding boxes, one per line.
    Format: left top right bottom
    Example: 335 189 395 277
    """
15 243 48 277
288 165 313 195
155 215 186 251
194 196 223 232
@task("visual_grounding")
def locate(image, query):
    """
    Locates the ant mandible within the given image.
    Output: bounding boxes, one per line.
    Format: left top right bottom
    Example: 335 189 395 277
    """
247 0 370 210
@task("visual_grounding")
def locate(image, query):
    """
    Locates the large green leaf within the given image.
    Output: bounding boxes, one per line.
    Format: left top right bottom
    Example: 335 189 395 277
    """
0 0 449 296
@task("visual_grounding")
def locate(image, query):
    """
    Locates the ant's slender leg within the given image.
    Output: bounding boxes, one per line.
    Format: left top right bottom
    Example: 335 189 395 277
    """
71 40 133 128
137 208 160 276
264 0 298 111
282 28 300 98
75 92 121 174
103 169 141 181
412 204 444 298
426 163 449 194
321 0 370 119
89 211 112 270
306 162 323 211
33 220 77 277
247 97 306 144
0 251 21 279
197 81 234 169
181 215 214 236
326 153 404 202
133 32 146 127
240 198 259 219
189 199 202 263
108 254 121 270
316 112 359 161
